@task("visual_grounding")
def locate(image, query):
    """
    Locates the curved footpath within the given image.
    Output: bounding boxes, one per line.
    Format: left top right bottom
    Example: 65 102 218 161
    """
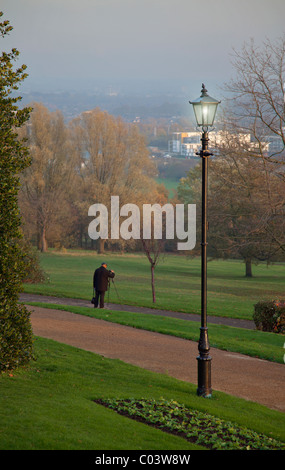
20 293 285 413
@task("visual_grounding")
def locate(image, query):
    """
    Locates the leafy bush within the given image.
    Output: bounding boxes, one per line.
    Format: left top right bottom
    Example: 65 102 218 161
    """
0 302 34 371
253 300 285 334
0 13 34 371
20 239 48 284
96 398 285 450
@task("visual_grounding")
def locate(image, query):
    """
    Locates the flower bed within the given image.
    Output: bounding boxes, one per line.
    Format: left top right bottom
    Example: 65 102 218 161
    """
95 398 285 450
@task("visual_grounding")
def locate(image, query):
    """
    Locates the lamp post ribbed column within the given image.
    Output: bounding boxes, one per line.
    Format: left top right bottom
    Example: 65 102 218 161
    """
197 130 212 397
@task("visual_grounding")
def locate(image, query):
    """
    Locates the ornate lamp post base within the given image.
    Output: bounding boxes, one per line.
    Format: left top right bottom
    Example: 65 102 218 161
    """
197 327 212 397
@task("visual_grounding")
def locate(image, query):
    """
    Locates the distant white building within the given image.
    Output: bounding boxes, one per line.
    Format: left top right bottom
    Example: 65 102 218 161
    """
212 130 270 153
168 132 201 156
168 130 270 156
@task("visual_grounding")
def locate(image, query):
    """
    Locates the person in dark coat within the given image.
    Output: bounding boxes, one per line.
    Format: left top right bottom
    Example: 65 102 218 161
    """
93 262 115 308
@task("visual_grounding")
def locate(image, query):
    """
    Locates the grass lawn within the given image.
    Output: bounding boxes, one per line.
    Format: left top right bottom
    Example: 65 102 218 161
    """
0 336 284 451
14 250 284 451
24 250 285 321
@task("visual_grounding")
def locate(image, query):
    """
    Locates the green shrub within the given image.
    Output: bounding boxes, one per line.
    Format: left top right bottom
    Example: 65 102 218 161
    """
21 239 48 284
0 14 34 371
0 302 34 371
253 300 285 334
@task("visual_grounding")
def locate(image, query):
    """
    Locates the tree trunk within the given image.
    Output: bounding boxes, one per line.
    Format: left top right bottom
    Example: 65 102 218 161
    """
41 226 48 253
98 238 106 254
245 258 253 277
151 264 156 303
36 219 41 250
36 231 41 251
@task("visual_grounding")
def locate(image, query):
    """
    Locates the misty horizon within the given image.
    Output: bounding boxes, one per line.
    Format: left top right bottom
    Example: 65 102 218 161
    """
2 0 284 98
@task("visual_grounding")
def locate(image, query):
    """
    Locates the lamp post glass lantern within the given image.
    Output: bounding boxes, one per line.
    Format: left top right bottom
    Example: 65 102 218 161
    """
190 83 220 128
190 84 220 398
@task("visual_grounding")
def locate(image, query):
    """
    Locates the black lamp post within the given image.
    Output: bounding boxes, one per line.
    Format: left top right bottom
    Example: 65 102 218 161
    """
189 84 220 397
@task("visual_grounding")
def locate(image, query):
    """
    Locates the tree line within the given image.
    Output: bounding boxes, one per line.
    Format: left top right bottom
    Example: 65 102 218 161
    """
16 35 285 277
18 104 170 253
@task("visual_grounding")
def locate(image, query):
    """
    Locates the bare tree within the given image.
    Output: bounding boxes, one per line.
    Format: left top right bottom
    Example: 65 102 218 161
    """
141 239 164 303
225 35 285 171
208 151 285 276
178 137 285 277
139 183 170 302
180 36 285 269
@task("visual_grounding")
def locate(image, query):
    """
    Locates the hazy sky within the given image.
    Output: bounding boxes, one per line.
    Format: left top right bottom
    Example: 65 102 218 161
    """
1 0 285 94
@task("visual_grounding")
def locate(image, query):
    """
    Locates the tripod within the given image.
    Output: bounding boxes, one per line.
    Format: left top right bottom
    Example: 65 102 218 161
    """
107 278 121 303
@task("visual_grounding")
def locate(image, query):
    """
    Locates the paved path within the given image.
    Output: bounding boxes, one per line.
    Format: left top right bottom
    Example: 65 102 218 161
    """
22 294 285 413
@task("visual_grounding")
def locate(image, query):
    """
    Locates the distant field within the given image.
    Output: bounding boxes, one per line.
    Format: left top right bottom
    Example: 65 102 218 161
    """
156 177 179 194
23 250 285 321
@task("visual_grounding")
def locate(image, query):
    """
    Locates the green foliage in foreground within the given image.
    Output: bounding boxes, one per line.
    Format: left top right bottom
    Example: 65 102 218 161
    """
27 302 284 364
24 251 285 321
98 398 285 450
0 337 284 450
0 13 33 371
